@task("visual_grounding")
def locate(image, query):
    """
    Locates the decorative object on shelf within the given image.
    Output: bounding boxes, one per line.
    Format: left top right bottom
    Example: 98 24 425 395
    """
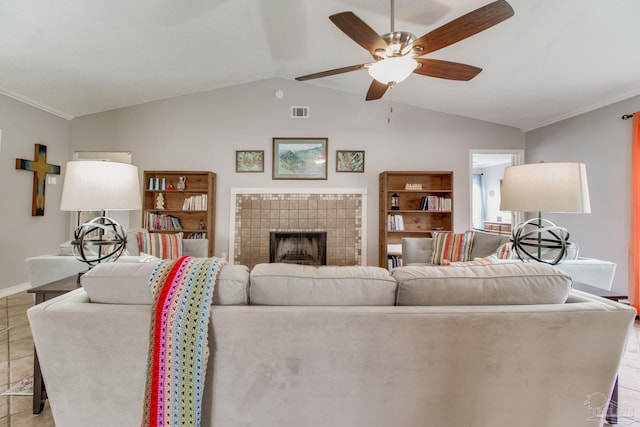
391 193 400 210
60 161 141 272
273 137 328 180
336 150 365 172
155 193 165 210
161 178 166 190
236 150 264 172
500 162 591 265
177 176 186 190
15 144 61 216
404 183 422 190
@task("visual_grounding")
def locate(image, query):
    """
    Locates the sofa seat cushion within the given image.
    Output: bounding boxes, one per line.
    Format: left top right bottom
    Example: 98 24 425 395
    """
81 261 249 305
249 263 397 306
392 262 572 306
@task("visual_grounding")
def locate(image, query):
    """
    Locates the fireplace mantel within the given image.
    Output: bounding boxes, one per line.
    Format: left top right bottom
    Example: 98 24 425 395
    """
229 188 367 269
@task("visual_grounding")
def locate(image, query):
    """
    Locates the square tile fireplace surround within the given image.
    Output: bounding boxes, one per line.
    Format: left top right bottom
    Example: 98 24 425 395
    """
230 189 367 270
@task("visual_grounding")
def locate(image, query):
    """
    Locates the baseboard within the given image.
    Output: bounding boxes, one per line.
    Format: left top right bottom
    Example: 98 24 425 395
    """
0 282 32 299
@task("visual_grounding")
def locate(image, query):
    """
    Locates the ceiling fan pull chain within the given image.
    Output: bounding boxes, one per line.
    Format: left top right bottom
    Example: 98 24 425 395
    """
387 87 394 124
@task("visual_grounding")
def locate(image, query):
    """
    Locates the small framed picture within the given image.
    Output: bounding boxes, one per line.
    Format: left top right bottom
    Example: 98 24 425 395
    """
336 150 365 173
236 150 264 173
273 137 328 180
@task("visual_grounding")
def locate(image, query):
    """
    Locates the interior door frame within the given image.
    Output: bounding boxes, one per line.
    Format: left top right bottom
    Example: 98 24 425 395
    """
469 149 524 231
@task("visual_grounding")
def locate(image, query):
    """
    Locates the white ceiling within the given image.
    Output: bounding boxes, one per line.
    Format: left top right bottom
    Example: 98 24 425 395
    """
2 0 640 131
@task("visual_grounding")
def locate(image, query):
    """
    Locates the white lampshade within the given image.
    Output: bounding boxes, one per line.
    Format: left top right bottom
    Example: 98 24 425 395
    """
368 56 418 85
500 162 591 213
60 161 141 211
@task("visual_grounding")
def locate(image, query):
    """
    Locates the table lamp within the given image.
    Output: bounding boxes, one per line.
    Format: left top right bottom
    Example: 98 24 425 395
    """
500 162 591 264
60 161 141 270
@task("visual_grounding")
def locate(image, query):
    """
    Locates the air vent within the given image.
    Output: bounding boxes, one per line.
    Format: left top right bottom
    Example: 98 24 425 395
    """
291 106 309 118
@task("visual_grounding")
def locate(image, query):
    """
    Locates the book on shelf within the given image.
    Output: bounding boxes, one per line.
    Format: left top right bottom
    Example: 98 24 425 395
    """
387 255 403 270
182 194 208 211
387 214 405 231
146 212 183 231
186 232 207 239
419 196 452 211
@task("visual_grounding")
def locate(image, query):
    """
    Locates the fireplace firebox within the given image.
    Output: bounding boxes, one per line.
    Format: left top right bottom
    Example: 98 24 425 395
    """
269 231 327 265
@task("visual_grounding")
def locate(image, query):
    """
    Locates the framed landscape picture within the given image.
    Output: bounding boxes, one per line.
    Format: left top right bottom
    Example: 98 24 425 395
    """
236 150 264 172
272 137 328 180
336 150 365 173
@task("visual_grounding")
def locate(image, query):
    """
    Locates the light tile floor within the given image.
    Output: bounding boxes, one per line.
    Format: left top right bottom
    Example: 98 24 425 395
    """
0 292 54 427
608 318 640 426
1 291 639 426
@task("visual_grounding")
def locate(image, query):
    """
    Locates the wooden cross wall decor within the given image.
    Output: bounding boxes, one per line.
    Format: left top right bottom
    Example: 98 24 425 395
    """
16 144 61 216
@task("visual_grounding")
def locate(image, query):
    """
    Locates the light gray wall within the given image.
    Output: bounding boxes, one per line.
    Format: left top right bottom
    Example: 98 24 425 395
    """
526 95 639 293
0 93 70 290
70 78 525 266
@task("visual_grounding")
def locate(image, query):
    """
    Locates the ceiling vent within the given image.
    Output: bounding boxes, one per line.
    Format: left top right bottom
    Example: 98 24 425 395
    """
291 106 309 118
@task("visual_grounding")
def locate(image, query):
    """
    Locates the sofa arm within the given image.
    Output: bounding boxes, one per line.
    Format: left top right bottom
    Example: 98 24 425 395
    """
401 238 433 265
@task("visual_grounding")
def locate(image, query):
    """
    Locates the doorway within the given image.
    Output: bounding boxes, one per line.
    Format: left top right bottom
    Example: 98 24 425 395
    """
469 149 524 233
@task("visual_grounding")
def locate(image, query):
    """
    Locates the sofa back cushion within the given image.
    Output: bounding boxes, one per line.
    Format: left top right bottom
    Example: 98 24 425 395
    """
470 231 511 258
249 263 397 306
81 261 250 305
392 262 571 306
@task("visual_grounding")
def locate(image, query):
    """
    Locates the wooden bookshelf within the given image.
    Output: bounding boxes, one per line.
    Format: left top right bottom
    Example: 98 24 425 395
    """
379 171 454 269
142 170 216 256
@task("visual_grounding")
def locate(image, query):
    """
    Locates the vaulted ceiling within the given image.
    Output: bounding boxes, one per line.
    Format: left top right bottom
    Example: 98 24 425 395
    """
2 0 639 131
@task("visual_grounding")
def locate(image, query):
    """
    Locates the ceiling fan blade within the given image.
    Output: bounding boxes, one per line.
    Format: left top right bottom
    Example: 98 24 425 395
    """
365 80 389 101
330 12 388 55
295 63 369 81
411 0 514 56
414 58 482 81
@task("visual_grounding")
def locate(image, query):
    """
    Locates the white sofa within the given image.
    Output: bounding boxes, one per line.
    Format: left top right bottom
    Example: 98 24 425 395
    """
401 233 617 290
28 263 635 427
28 261 635 427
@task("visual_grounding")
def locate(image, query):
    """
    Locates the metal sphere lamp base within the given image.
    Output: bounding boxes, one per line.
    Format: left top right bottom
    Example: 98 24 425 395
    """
71 216 128 281
512 216 570 265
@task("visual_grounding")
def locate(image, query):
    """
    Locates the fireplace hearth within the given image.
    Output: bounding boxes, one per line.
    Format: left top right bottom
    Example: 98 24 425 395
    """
270 231 327 265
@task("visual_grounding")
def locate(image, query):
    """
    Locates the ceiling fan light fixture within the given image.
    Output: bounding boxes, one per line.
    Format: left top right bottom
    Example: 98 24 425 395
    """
368 55 418 85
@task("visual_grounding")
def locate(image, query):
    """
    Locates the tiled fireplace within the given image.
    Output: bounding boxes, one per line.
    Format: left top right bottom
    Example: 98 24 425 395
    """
229 189 367 269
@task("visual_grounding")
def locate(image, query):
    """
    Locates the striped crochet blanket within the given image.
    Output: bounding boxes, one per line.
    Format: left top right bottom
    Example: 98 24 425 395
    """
142 256 226 426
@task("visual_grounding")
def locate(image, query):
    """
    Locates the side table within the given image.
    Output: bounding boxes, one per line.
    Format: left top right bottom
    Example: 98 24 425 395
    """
27 275 80 414
573 281 629 425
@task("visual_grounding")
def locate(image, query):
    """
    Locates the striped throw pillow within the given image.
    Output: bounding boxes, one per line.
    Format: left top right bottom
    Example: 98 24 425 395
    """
430 231 475 265
136 231 183 259
496 242 518 259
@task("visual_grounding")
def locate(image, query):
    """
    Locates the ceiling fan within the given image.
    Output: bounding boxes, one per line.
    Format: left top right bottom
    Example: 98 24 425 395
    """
295 0 514 101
